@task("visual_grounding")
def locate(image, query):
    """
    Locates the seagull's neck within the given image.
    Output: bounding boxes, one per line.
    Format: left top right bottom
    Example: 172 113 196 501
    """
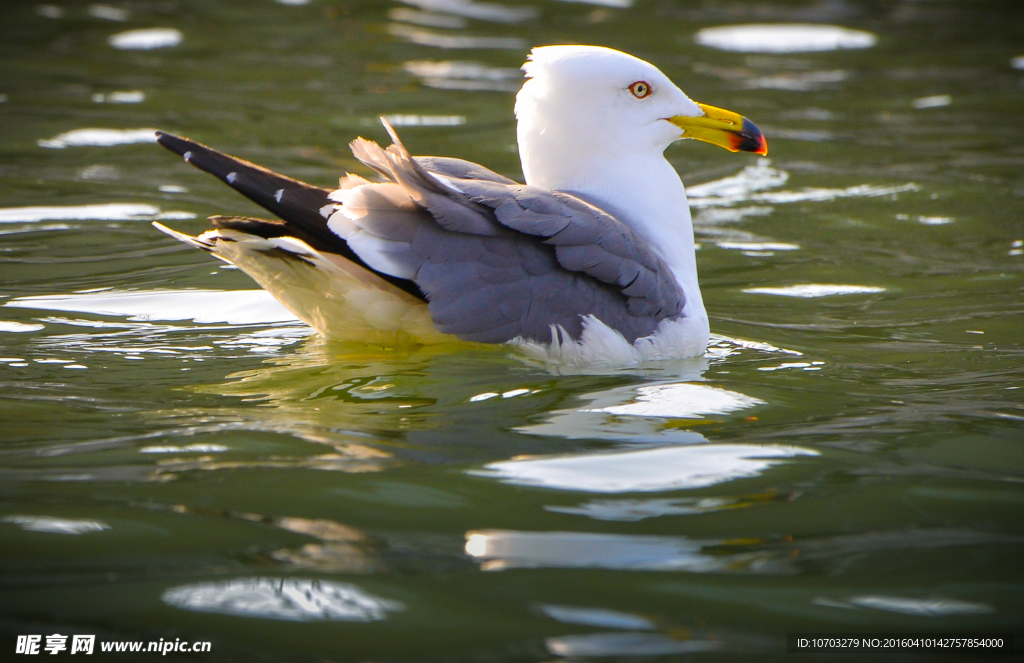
522 148 706 322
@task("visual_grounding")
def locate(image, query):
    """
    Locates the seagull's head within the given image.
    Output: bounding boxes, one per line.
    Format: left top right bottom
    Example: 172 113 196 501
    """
516 45 766 178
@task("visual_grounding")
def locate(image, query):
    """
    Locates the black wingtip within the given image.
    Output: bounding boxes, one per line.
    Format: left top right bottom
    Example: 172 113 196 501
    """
153 129 428 303
154 130 176 149
154 131 196 161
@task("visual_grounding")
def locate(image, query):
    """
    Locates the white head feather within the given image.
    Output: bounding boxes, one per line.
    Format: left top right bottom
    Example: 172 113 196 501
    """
514 45 709 337
515 45 702 189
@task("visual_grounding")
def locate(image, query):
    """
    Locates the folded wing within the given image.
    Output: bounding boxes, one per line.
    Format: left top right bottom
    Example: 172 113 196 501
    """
329 121 685 344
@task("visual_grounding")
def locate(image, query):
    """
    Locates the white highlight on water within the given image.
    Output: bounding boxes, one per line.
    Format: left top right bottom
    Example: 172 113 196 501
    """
717 241 799 251
0 321 45 333
541 605 654 630
848 595 996 617
404 60 522 92
3 515 110 535
92 91 145 104
140 444 230 454
395 0 537 23
5 289 301 325
88 4 129 21
108 28 183 50
759 361 824 372
387 24 526 49
687 159 917 209
743 284 885 298
695 24 877 53
473 443 815 493
38 128 158 148
0 203 193 223
587 382 763 418
382 114 466 127
465 529 795 574
390 9 467 29
162 578 404 621
555 0 632 7
913 95 952 109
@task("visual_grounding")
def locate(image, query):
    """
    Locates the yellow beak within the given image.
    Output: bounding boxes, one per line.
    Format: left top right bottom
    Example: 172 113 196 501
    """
669 103 768 156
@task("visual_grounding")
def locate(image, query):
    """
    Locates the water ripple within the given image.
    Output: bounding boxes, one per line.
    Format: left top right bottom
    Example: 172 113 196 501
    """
162 578 403 621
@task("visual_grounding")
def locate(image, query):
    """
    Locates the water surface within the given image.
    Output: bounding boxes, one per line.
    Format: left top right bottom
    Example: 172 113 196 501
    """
1 0 1022 660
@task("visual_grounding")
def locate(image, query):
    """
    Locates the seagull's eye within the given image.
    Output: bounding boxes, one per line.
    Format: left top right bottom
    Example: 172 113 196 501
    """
629 81 652 99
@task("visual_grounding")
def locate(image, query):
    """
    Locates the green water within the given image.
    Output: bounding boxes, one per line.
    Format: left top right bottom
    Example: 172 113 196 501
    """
1 0 1023 660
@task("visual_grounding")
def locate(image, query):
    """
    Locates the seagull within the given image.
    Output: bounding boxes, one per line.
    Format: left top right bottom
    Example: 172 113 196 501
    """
154 45 766 367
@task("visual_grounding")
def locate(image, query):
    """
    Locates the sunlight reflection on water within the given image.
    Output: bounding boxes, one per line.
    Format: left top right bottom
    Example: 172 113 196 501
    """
540 604 655 630
388 24 526 49
162 578 403 621
547 632 721 657
465 530 789 573
2 515 111 535
108 28 182 50
0 203 173 222
695 24 877 53
586 382 764 418
742 284 886 297
472 444 816 492
6 289 300 325
396 0 537 23
38 128 159 149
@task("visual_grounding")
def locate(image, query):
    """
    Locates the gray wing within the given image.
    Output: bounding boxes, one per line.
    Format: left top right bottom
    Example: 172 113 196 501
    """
413 156 517 185
328 122 684 345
